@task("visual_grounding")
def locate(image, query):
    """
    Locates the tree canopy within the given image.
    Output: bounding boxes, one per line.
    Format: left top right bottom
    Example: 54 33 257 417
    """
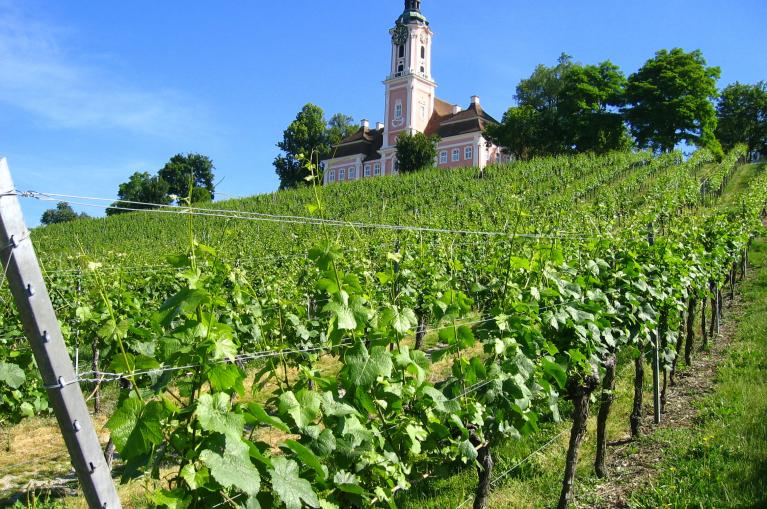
624 48 721 154
108 172 172 216
158 153 216 201
716 81 767 154
486 54 630 160
395 132 440 173
274 104 356 190
40 202 89 225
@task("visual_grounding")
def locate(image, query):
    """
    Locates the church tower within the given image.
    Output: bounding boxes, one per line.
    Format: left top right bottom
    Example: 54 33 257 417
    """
381 0 437 172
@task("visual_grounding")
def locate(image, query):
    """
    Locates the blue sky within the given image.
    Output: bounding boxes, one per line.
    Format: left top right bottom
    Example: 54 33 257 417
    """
2 0 765 226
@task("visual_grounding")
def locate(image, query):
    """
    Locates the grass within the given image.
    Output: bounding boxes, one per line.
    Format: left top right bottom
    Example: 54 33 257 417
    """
627 238 767 509
718 162 766 207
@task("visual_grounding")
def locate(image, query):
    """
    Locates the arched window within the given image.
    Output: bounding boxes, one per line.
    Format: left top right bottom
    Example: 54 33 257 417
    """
398 45 405 58
421 46 425 59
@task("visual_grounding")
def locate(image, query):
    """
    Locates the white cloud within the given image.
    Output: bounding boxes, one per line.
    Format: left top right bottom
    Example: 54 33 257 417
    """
0 1 209 138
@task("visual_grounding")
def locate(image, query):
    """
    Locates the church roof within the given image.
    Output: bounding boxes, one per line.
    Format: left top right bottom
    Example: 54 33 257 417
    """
425 99 499 139
327 99 497 162
329 126 383 162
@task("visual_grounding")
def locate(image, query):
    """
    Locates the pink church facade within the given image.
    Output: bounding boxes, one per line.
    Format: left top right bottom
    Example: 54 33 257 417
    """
322 0 508 185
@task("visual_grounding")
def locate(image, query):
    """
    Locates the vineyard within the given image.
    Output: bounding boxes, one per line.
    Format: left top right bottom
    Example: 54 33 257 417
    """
0 146 765 509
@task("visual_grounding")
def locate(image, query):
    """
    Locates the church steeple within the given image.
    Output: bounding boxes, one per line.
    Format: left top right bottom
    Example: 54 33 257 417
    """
399 0 428 25
383 0 436 156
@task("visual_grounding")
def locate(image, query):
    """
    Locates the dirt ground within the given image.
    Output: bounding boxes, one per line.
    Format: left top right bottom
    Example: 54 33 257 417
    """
591 289 744 509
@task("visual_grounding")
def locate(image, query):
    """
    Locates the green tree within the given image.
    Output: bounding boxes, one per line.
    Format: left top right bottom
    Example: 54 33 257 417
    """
716 81 767 154
485 105 543 160
107 171 172 216
158 153 216 202
40 202 89 225
327 113 356 146
559 62 632 153
486 55 630 159
274 104 355 190
624 48 721 153
395 132 439 173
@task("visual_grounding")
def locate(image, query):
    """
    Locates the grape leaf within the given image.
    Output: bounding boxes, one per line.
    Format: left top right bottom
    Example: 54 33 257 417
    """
0 362 25 389
344 343 392 388
269 457 320 509
278 390 321 430
197 393 244 439
201 437 260 497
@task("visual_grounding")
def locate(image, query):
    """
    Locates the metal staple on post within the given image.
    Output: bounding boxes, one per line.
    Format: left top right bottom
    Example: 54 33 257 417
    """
0 158 121 509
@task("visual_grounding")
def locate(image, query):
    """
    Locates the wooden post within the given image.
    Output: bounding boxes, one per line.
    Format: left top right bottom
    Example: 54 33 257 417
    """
648 223 661 425
0 158 121 509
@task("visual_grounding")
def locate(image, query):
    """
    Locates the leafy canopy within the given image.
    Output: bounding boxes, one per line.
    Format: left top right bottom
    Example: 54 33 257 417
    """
395 132 439 173
40 202 89 225
624 48 721 154
108 153 215 215
107 171 172 216
274 104 356 190
716 81 767 154
486 54 630 159
158 153 216 202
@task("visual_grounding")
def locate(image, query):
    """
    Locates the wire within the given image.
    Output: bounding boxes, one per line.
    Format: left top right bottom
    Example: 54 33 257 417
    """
0 449 69 477
51 341 358 389
454 429 568 509
22 191 591 240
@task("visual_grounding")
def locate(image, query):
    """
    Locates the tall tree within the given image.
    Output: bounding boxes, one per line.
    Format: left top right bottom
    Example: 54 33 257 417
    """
486 55 630 159
559 61 632 153
484 105 543 160
716 81 767 154
624 48 721 153
395 132 439 173
274 104 355 190
40 202 89 225
327 113 357 147
158 153 216 201
107 171 172 216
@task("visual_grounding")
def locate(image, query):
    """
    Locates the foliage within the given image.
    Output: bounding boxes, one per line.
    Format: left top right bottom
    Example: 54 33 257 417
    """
40 202 89 226
395 132 440 172
487 54 630 159
624 48 721 154
107 171 172 216
1 149 765 508
274 104 356 190
716 81 767 154
158 153 216 202
630 239 767 508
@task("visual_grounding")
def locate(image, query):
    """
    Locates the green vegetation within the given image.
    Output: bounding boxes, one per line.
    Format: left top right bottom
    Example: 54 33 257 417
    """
486 54 630 159
108 153 216 216
624 48 722 155
629 237 767 509
716 81 767 155
395 132 439 173
0 147 764 509
40 202 90 226
273 104 356 189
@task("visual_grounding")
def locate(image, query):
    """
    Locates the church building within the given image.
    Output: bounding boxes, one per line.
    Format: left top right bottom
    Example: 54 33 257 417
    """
322 0 505 184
